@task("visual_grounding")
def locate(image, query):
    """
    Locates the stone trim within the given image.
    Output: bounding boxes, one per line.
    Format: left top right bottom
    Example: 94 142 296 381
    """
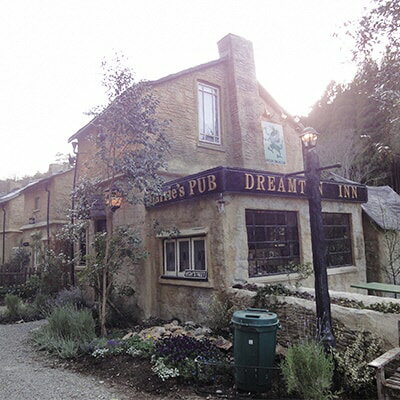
156 226 208 238
20 220 68 231
248 266 358 284
159 276 214 289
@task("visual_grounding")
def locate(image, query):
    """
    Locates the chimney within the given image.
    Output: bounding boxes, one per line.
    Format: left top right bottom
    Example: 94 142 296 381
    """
48 163 66 175
217 34 264 168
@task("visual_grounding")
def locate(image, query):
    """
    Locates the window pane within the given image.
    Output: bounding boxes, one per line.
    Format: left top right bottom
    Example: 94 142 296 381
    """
193 239 206 270
178 240 190 272
322 213 353 267
198 83 219 144
165 242 176 272
246 209 300 277
198 90 204 133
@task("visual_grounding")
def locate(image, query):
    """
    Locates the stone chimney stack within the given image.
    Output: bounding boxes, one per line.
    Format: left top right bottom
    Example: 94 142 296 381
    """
217 34 264 168
48 163 67 175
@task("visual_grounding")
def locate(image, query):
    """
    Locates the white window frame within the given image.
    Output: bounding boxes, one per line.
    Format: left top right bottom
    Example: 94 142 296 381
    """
164 239 177 277
198 82 221 145
177 238 191 277
163 236 207 278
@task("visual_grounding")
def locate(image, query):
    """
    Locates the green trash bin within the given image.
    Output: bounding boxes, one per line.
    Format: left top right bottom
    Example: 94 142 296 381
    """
231 308 280 392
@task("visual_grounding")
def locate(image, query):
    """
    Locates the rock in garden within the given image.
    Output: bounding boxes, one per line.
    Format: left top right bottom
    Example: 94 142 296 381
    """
163 322 182 332
184 320 196 328
193 327 211 336
211 336 232 351
139 326 166 339
121 332 135 340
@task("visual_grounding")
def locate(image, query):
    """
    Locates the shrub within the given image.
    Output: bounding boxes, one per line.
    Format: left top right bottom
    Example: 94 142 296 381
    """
33 305 96 358
281 341 334 400
151 357 180 381
32 293 54 317
125 335 154 358
206 291 252 332
333 330 382 394
54 287 86 309
4 294 22 318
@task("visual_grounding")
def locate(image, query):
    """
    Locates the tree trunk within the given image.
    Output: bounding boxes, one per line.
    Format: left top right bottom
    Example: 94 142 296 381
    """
100 206 114 337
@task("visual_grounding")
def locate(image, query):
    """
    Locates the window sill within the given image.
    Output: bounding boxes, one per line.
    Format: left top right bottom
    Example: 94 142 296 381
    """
159 275 214 288
248 266 358 284
197 142 226 153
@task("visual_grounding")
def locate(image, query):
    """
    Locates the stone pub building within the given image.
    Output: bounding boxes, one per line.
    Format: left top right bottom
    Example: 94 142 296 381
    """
70 34 368 322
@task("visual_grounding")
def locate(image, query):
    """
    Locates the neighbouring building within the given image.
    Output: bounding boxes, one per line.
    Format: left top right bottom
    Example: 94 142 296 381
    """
0 168 73 267
69 34 369 322
0 187 25 264
362 185 400 286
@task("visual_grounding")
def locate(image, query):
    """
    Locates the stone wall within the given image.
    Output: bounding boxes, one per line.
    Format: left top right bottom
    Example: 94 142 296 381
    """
231 288 400 350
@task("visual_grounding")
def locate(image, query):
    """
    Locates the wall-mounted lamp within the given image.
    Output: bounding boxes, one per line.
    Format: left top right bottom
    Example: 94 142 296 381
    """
104 186 123 212
217 193 225 213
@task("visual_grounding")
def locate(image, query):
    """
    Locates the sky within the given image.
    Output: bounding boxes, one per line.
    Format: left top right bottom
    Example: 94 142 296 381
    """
0 0 369 179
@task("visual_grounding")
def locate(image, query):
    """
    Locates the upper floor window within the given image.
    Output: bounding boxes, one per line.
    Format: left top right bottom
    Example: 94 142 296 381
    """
198 83 220 144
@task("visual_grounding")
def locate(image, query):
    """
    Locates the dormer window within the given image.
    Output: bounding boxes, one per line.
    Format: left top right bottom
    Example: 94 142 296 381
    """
198 83 220 144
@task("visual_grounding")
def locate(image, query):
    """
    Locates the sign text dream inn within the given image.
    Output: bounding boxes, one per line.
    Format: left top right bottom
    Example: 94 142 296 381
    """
151 167 368 207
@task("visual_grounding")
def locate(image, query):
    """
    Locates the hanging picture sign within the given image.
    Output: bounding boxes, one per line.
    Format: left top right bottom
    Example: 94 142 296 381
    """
262 121 286 164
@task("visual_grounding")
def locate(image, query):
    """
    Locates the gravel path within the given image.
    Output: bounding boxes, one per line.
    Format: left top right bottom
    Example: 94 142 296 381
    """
0 320 128 400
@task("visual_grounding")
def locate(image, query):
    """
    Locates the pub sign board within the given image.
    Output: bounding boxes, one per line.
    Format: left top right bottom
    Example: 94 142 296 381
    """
149 166 368 207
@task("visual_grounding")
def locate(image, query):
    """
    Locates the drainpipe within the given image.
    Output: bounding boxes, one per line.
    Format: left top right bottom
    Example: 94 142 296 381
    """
70 144 79 286
45 186 50 249
2 206 5 265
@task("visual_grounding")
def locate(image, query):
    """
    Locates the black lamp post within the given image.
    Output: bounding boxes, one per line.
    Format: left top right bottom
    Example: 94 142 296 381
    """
300 127 336 348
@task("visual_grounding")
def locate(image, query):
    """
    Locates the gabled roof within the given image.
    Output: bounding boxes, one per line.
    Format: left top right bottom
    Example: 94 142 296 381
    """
68 57 227 143
0 169 73 205
362 185 400 231
257 83 302 130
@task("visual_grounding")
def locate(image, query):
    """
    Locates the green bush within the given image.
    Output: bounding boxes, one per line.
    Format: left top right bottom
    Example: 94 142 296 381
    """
33 305 96 358
125 335 154 358
32 293 54 317
4 294 22 318
281 341 334 400
333 330 382 394
206 292 234 331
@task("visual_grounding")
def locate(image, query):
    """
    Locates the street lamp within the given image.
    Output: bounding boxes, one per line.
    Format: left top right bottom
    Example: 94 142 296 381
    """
301 127 336 348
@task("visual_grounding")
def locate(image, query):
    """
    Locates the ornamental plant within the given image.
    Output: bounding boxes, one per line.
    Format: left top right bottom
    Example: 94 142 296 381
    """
90 338 125 358
33 305 96 359
125 335 154 358
153 336 223 380
70 54 170 337
333 330 382 394
281 341 334 400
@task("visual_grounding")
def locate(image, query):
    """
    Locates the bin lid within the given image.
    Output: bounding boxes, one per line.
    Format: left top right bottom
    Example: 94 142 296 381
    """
231 308 278 326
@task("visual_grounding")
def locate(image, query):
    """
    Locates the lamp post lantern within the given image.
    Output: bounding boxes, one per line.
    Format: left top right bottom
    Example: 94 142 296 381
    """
301 127 336 348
